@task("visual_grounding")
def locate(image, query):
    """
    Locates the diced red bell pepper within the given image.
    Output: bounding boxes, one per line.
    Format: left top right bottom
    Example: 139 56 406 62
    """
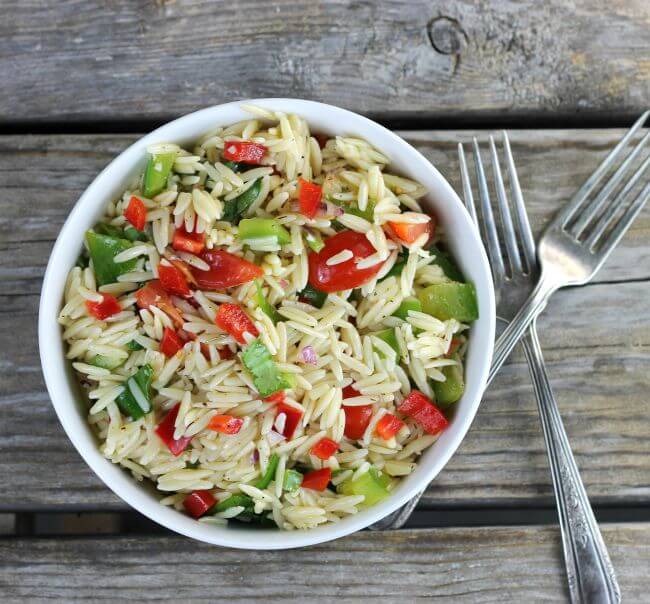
155 403 192 456
215 303 259 344
135 280 185 329
375 413 405 440
298 178 322 219
160 327 184 358
398 390 449 435
275 402 303 439
223 141 267 165
183 490 216 519
301 468 332 491
124 195 147 231
342 385 373 441
85 293 121 320
264 391 286 405
192 250 263 290
158 262 191 297
208 414 244 435
172 226 205 255
310 437 339 460
387 217 435 246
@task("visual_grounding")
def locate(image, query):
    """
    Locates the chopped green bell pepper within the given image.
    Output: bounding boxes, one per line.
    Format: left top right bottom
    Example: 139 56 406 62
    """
418 282 479 322
242 339 292 398
115 364 153 419
392 297 422 321
255 280 280 324
429 244 465 282
238 218 290 245
89 355 124 370
298 283 327 309
222 178 262 224
433 362 465 407
143 150 177 198
373 328 401 360
255 453 279 490
123 226 149 242
212 494 254 513
127 339 144 351
338 466 390 508
283 469 303 492
85 230 138 286
305 230 325 253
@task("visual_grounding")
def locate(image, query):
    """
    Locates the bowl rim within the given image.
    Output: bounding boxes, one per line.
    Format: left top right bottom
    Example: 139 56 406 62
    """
39 98 495 549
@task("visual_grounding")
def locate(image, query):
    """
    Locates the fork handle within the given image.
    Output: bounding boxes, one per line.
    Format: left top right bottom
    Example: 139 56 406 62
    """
489 274 556 385
522 321 620 604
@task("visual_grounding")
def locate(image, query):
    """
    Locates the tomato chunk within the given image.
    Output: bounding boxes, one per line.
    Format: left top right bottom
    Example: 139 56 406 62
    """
158 262 191 297
298 178 322 219
85 293 121 320
308 230 384 293
388 216 434 245
398 390 449 435
172 226 205 255
160 327 184 358
124 195 146 231
215 303 259 344
375 413 405 440
301 468 332 491
135 280 185 329
446 337 462 357
310 437 339 460
191 250 263 290
275 402 303 439
208 414 244 435
155 403 192 456
223 141 267 165
342 385 373 440
183 490 216 519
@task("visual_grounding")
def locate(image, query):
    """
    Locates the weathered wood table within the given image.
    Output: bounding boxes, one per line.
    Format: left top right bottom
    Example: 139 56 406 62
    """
1 1 649 601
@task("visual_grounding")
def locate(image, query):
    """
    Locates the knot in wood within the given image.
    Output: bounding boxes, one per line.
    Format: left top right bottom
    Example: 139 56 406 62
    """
427 16 467 56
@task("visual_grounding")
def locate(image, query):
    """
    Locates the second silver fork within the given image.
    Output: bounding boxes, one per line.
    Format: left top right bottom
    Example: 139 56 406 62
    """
460 134 620 604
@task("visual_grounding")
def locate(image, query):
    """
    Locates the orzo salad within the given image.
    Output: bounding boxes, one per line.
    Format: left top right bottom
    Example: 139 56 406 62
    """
59 105 478 529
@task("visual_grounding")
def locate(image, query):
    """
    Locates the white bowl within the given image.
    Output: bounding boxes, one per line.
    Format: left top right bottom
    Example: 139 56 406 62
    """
39 99 495 549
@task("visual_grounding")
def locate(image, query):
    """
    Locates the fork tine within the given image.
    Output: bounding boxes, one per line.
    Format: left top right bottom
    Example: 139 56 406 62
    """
570 130 650 238
556 110 650 227
594 181 650 260
458 143 478 226
503 131 536 273
472 138 506 281
489 135 523 274
585 157 650 250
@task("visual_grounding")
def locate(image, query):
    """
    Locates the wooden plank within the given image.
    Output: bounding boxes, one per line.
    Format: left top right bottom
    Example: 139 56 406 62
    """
1 524 648 602
1 130 649 510
0 1 649 123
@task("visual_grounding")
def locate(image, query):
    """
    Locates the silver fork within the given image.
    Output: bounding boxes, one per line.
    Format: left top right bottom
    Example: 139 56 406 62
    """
489 112 650 384
461 134 620 604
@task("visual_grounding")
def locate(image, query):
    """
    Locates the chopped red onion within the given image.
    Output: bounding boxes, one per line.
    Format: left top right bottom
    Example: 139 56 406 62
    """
300 345 318 365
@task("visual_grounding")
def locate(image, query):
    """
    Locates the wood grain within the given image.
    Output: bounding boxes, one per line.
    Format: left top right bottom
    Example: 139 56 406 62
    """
0 1 649 123
1 130 649 510
1 524 649 602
